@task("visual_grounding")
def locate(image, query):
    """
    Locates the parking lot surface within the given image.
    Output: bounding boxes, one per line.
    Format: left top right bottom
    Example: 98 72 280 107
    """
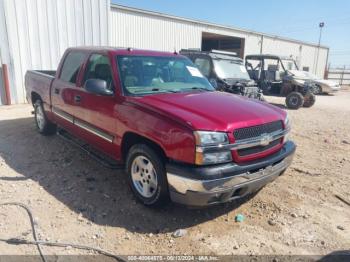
0 91 349 256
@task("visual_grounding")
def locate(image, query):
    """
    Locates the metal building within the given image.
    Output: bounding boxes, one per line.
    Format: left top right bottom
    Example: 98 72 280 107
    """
0 0 110 105
110 4 328 77
0 1 329 105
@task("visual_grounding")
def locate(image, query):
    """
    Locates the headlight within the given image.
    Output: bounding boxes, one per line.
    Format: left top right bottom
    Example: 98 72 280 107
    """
194 131 231 165
284 114 291 130
194 131 228 146
195 150 232 165
284 115 291 142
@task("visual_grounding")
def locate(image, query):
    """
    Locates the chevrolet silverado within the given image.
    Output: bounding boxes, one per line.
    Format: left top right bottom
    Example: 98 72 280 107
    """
25 47 296 207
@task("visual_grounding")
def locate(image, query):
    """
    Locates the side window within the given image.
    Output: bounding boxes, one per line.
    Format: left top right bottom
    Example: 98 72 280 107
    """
194 57 211 77
83 54 114 90
60 52 86 84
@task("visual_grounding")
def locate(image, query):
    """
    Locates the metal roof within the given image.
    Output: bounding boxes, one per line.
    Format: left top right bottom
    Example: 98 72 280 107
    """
111 4 329 50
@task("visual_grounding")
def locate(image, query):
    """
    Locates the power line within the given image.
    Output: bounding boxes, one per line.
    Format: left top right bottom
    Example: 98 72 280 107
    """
329 53 350 56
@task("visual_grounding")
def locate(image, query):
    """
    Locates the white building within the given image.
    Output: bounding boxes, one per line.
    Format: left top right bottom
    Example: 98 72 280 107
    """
0 0 110 105
0 0 329 105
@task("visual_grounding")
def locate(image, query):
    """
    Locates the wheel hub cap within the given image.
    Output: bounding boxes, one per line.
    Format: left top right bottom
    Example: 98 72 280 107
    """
36 106 45 130
290 97 298 106
131 156 158 198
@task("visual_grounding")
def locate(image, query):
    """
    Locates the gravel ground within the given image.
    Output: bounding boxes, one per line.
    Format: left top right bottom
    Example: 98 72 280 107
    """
0 90 349 258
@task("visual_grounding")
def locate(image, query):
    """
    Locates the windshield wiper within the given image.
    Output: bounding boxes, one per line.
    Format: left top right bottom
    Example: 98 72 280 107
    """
151 88 179 93
190 87 212 91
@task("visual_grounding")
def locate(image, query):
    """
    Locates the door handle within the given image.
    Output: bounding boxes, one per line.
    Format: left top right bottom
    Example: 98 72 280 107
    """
54 88 60 94
74 95 81 103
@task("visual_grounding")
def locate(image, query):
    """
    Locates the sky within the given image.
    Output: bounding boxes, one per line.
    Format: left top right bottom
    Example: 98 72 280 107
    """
112 0 350 68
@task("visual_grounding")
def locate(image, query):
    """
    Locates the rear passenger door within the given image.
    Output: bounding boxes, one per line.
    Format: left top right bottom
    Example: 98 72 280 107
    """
51 51 87 130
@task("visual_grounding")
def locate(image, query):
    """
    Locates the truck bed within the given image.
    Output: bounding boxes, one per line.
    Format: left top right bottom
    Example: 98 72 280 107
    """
25 70 56 105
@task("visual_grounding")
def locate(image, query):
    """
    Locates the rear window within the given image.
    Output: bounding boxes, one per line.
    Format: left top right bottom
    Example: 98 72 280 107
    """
60 52 86 84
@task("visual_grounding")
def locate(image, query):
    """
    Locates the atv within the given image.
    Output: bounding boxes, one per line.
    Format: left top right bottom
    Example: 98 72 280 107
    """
245 54 316 109
180 49 264 101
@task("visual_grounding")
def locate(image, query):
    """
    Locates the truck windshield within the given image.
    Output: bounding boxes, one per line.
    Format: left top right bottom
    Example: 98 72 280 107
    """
281 59 298 70
213 59 251 80
116 55 214 95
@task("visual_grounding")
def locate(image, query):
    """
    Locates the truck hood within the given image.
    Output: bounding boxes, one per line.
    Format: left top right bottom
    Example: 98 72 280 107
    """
130 91 286 131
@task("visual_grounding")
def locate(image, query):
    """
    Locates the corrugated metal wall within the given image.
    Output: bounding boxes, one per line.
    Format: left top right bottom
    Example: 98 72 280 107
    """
110 6 328 78
110 8 201 51
0 0 110 104
0 2 330 104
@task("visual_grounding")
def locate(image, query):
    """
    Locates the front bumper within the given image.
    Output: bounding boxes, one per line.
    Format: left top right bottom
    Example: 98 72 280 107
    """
167 141 296 207
325 86 341 93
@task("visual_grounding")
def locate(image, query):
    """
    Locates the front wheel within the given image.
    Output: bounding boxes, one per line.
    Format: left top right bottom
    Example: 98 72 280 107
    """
285 92 304 109
34 100 56 135
126 144 169 207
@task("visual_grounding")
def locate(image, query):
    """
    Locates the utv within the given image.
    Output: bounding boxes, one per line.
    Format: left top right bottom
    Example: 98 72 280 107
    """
180 49 264 101
245 54 316 109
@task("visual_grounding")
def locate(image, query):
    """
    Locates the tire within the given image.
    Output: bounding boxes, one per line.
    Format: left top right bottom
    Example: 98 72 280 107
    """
34 100 57 135
303 92 316 108
285 92 304 109
126 144 169 207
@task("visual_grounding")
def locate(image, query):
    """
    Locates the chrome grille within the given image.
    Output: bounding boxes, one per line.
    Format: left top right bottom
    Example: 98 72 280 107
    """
237 139 281 156
233 121 283 141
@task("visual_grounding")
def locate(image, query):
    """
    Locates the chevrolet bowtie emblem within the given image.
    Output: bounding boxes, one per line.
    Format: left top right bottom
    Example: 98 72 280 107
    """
260 133 273 146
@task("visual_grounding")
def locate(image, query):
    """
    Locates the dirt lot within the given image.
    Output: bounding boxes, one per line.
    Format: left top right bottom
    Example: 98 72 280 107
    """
0 90 349 258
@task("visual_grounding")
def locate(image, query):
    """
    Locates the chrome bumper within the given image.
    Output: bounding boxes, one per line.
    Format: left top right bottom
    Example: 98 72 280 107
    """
167 141 295 206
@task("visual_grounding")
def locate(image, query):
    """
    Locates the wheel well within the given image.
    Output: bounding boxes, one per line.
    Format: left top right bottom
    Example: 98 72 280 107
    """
31 92 41 104
121 132 167 162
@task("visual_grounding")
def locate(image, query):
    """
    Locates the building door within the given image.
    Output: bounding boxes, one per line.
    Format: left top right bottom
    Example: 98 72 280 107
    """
201 32 245 58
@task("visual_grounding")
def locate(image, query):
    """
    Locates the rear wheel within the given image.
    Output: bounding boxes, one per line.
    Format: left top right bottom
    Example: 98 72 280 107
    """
126 144 169 207
303 92 316 108
285 92 304 109
34 100 56 135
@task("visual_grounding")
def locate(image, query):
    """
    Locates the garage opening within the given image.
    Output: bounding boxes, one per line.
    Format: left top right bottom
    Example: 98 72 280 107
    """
201 32 245 58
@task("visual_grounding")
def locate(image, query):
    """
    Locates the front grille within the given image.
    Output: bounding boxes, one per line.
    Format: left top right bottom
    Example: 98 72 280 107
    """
237 139 281 156
233 121 283 141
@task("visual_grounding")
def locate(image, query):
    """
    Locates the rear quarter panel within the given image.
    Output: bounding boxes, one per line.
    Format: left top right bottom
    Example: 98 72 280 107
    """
25 71 54 113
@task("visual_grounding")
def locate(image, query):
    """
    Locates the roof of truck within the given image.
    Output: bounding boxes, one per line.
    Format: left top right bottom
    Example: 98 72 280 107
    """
66 46 182 57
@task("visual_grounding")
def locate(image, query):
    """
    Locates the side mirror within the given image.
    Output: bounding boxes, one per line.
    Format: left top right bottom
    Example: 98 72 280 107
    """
84 79 113 96
209 78 218 89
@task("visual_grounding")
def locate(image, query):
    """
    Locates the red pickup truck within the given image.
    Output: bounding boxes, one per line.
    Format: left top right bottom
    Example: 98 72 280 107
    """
25 47 295 207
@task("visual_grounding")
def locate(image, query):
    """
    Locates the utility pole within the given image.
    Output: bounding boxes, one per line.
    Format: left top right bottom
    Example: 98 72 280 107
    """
260 35 264 54
314 22 324 75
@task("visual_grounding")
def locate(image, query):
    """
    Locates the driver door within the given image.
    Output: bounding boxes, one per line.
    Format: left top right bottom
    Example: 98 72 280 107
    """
73 53 119 159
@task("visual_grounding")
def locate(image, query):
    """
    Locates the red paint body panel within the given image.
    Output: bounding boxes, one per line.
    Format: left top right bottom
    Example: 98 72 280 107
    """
25 47 287 165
